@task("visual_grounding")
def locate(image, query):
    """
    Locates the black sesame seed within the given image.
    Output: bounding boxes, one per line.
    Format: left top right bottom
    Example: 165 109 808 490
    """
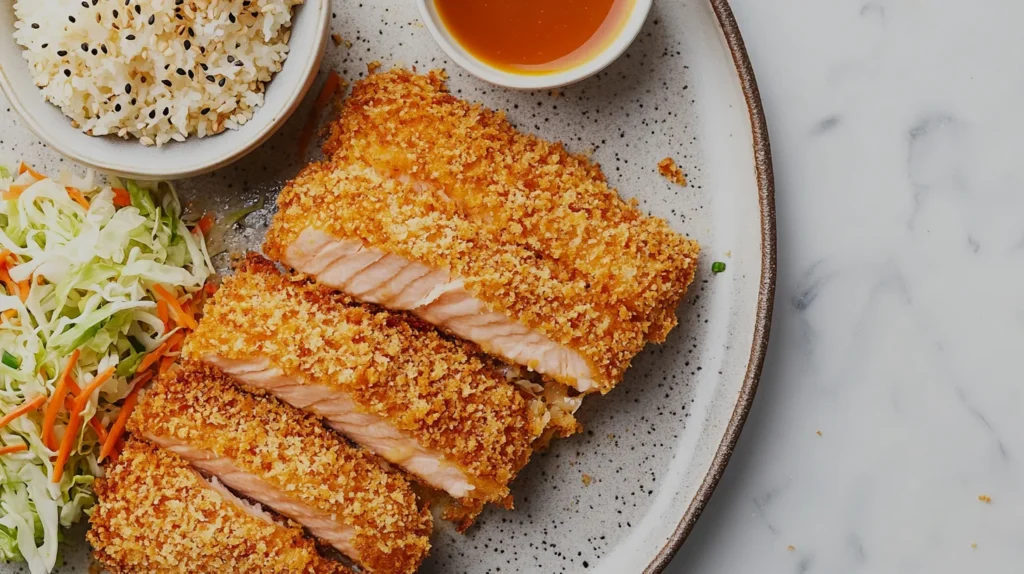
243 0 250 5
114 103 121 112
175 13 183 20
163 107 169 116
218 77 225 87
93 0 99 6
101 44 107 54
124 83 131 94
64 69 71 77
31 23 39 29
131 98 136 105
148 14 154 25
162 79 172 87
124 0 129 5
81 1 88 8
206 75 215 82
149 110 156 119
226 55 234 63
112 9 118 18
251 11 257 17
57 50 67 57
184 40 191 50
199 46 205 54
200 63 208 71
175 68 185 76
41 43 48 48
176 0 183 4
187 70 194 79
69 15 76 23
81 43 89 51
134 4 141 14
140 76 146 83
201 107 210 115
228 13 236 23
234 60 243 67
187 27 194 37
125 34 135 40
91 49 97 55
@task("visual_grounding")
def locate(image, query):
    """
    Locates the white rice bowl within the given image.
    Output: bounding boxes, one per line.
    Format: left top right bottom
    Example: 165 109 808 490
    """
12 0 303 147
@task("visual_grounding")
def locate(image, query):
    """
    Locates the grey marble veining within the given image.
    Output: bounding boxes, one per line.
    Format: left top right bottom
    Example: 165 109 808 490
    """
669 1 1024 572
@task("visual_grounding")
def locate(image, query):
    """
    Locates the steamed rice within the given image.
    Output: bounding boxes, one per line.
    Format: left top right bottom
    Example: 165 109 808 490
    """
13 0 303 147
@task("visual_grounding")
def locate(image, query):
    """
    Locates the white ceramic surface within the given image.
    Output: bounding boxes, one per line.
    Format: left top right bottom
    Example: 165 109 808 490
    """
0 0 330 180
669 1 1024 573
0 1 772 572
416 0 653 90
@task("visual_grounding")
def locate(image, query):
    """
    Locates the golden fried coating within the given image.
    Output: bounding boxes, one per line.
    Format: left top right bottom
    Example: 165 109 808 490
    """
88 440 350 574
129 361 432 574
267 68 699 393
183 255 543 503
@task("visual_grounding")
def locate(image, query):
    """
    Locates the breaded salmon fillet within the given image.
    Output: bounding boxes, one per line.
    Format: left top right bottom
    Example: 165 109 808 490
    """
129 361 432 574
89 440 350 574
183 254 547 511
264 68 700 395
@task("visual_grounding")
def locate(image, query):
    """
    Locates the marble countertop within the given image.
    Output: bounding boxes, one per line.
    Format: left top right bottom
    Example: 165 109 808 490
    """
667 1 1022 572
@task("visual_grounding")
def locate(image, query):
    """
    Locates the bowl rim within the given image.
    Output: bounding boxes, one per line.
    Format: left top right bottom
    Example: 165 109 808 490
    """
416 0 654 90
0 0 331 180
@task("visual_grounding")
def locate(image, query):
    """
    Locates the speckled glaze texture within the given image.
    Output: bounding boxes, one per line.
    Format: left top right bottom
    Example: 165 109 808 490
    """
0 1 773 572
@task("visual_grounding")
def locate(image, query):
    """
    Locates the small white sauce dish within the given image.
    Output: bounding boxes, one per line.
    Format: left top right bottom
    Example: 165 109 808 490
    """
416 0 653 90
0 0 330 180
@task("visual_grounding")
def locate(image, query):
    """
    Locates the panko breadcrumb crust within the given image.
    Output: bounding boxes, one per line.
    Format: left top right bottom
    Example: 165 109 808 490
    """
88 440 350 574
183 254 543 503
267 68 700 393
129 361 432 574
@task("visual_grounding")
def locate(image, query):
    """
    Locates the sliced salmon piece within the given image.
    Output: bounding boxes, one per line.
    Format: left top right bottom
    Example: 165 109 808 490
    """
283 68 700 394
129 361 432 574
89 440 352 574
183 255 547 510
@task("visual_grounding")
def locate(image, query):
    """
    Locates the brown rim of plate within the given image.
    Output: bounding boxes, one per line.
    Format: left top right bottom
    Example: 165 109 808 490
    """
643 1 777 572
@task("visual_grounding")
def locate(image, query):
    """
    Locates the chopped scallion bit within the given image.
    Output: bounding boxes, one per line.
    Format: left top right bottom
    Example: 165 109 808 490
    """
1 351 20 370
711 261 726 274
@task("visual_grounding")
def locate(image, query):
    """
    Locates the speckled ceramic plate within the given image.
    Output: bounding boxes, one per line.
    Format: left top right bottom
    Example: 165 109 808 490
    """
0 1 773 572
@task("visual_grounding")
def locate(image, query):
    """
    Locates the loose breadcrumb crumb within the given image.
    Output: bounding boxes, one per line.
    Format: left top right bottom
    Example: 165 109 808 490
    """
581 474 592 486
971 543 978 549
658 157 688 186
816 430 822 436
978 495 992 503
787 545 796 552
132 362 432 574
331 33 342 46
89 440 351 574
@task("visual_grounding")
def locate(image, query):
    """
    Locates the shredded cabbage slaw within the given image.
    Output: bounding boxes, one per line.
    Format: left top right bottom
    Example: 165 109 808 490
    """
0 163 212 573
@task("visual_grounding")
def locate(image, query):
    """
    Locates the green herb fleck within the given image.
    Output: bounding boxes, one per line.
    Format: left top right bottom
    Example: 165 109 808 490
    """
711 261 726 274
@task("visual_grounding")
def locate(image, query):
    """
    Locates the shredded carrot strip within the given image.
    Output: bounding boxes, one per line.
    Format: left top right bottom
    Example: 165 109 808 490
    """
17 281 29 303
196 212 215 235
156 299 170 330
158 355 175 377
76 366 116 407
298 70 342 158
152 284 198 330
138 331 185 373
17 163 44 181
42 351 79 450
0 395 46 430
52 402 83 483
111 187 132 207
65 187 90 210
60 393 108 444
0 443 27 455
3 184 30 201
1 310 15 322
99 385 142 462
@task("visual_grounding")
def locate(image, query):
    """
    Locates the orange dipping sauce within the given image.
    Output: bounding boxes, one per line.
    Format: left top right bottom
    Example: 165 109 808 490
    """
434 0 635 75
